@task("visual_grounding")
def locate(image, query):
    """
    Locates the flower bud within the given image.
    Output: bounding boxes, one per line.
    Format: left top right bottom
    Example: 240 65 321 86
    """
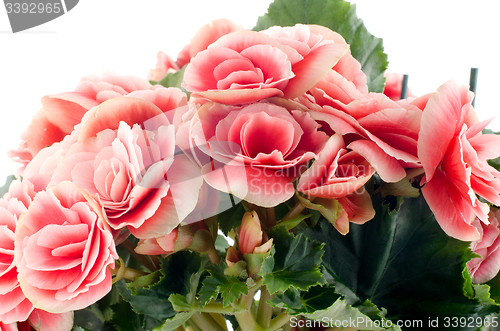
238 211 264 255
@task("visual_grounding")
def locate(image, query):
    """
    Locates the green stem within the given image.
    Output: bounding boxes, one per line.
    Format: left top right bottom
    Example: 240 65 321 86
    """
109 260 148 282
234 309 266 331
189 312 225 331
233 277 266 331
281 321 292 331
206 246 221 265
256 286 273 328
269 312 291 331
200 302 240 314
187 318 203 331
265 208 276 229
281 201 306 223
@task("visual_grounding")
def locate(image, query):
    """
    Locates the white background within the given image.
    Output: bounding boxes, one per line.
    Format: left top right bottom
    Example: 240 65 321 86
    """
1 0 499 181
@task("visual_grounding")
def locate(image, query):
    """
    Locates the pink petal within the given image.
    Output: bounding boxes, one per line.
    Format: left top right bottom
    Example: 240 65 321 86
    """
283 42 349 99
28 309 73 331
0 287 33 323
348 140 406 183
418 80 474 181
18 268 112 314
40 95 95 134
202 161 294 208
339 188 376 225
192 88 284 105
188 18 244 58
78 97 168 141
422 169 481 241
129 155 203 239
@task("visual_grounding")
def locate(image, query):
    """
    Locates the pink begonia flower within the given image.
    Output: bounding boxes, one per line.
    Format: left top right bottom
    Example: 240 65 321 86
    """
14 181 118 314
260 24 350 99
468 208 500 284
418 80 500 241
335 188 376 234
173 18 245 70
50 97 203 239
0 180 35 324
183 24 348 105
0 180 73 330
134 182 220 255
300 83 424 183
297 134 375 199
176 18 244 68
9 74 187 173
178 100 328 207
383 72 415 101
20 87 187 193
8 75 151 168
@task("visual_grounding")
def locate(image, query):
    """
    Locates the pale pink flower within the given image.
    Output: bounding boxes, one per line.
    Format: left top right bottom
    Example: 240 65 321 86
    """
15 181 118 313
297 134 375 199
9 75 187 174
0 181 34 324
0 180 73 330
183 24 348 105
260 24 350 99
51 97 203 239
418 80 500 241
9 75 152 168
468 208 500 284
176 18 244 68
300 87 424 183
179 100 328 207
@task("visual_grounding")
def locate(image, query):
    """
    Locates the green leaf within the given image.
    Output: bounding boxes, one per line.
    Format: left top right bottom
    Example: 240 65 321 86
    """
110 300 159 331
214 234 230 253
117 251 203 321
302 298 400 330
198 263 249 308
275 212 310 230
269 285 341 315
259 226 325 294
301 195 500 327
253 0 388 92
152 65 187 91
153 312 194 331
217 200 246 236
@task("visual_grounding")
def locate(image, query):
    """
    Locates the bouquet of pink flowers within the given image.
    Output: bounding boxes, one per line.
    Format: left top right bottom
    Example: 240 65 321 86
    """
2 0 500 330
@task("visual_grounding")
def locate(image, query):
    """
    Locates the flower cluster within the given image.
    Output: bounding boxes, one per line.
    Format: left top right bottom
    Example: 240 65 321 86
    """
2 10 500 331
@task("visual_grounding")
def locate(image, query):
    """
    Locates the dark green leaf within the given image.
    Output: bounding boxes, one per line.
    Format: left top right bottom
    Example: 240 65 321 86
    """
269 285 341 314
217 200 246 236
301 195 500 329
259 226 325 294
117 251 203 321
198 263 249 308
253 0 388 92
110 300 151 331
